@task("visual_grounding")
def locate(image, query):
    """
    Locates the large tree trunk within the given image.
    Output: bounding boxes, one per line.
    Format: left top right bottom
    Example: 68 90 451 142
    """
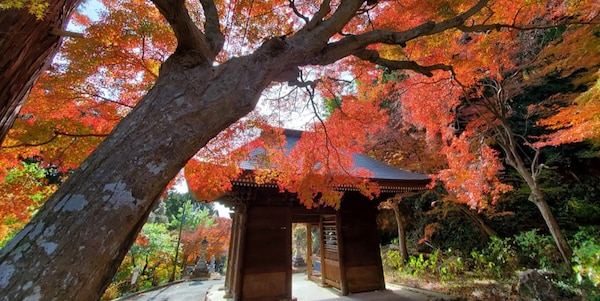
0 0 81 145
0 39 298 300
529 188 573 265
519 171 572 265
0 0 493 298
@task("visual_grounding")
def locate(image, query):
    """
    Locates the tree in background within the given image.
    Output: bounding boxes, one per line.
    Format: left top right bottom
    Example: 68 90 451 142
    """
364 87 499 258
378 196 411 263
164 192 216 228
162 192 217 277
0 1 597 299
175 201 214 267
180 216 231 269
364 18 600 266
0 161 58 244
128 223 174 287
533 25 600 148
103 222 175 298
0 0 82 144
102 191 228 299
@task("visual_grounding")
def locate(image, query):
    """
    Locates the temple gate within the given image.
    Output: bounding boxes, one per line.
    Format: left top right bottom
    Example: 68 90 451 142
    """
194 129 430 300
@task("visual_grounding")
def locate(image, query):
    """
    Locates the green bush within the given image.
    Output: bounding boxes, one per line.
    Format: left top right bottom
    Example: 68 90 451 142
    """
470 236 518 280
406 252 428 276
571 226 600 298
382 248 404 270
382 248 464 282
514 229 561 271
382 227 600 298
439 253 464 282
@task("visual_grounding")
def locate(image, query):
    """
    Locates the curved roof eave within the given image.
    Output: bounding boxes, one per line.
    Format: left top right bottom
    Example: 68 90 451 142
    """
232 129 431 191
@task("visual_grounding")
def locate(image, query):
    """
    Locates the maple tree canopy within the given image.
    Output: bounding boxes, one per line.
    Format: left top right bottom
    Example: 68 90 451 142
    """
0 0 598 299
186 128 431 208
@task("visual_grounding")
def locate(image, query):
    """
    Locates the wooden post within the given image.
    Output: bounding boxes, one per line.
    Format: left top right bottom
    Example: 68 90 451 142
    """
336 211 349 296
306 223 313 279
285 209 292 300
232 205 248 300
224 209 239 297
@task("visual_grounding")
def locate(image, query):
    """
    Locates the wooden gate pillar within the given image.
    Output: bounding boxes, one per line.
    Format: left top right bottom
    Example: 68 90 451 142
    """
240 205 292 300
223 204 247 300
339 193 385 293
224 208 238 297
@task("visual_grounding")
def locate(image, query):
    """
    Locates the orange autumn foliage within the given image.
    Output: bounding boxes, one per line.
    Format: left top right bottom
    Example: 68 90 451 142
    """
1 0 174 173
536 76 600 146
1 0 598 221
533 24 600 147
180 217 231 264
0 163 58 242
357 10 599 210
185 99 388 208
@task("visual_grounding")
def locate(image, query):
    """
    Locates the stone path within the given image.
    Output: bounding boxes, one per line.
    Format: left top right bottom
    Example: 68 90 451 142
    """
205 273 458 301
114 279 223 301
114 274 458 301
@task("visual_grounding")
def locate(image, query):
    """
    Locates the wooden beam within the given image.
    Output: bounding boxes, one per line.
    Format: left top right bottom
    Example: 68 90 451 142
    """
285 210 292 300
319 217 327 287
307 223 313 280
336 211 349 296
224 209 240 297
291 214 320 223
233 206 248 300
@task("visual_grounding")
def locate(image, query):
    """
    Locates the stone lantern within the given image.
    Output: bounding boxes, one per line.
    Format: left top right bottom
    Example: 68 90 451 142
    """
192 237 210 279
292 234 306 269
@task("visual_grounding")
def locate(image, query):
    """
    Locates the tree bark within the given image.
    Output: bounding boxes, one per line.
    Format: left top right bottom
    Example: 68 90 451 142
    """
0 40 299 300
393 203 409 264
515 166 573 266
0 0 81 145
0 0 492 298
501 125 573 265
529 188 573 265
379 199 409 263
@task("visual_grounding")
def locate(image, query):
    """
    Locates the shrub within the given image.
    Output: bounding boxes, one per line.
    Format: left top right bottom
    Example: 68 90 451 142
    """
382 248 404 270
571 226 600 298
439 253 465 282
514 229 561 271
382 248 464 282
470 236 518 280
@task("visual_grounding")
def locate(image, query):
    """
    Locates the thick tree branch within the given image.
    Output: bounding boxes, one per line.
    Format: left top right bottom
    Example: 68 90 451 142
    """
49 28 84 38
199 0 224 56
299 0 364 43
354 49 452 77
428 0 488 33
151 0 213 63
311 20 435 66
2 130 109 149
310 0 488 66
306 0 331 30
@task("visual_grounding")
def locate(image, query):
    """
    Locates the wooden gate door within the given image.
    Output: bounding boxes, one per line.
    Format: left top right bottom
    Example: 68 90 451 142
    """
241 206 292 300
321 214 342 290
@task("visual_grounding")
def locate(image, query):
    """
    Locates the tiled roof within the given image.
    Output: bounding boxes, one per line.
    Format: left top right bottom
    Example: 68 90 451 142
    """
239 129 430 183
